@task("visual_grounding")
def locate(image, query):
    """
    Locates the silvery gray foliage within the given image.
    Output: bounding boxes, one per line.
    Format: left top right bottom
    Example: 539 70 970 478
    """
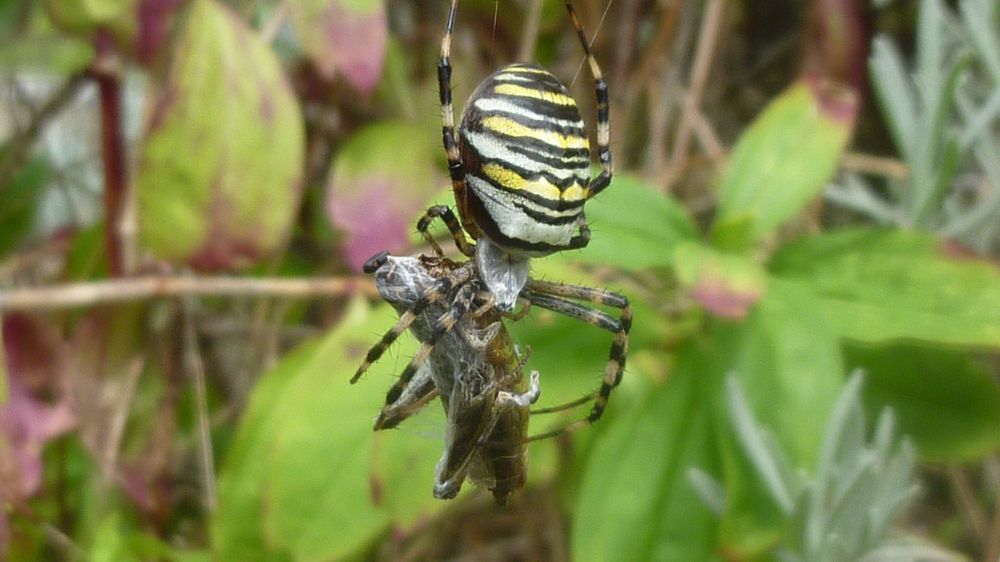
690 373 967 562
826 0 1000 254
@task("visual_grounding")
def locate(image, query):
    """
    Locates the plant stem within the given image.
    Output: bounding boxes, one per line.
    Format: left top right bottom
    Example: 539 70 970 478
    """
0 275 376 311
93 30 127 277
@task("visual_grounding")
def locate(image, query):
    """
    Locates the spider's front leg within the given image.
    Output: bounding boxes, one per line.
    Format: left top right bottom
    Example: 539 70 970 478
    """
438 0 479 241
564 0 613 198
519 279 632 441
416 205 475 258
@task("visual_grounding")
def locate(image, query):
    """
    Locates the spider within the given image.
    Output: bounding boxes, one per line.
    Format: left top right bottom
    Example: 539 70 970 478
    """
352 0 631 442
367 253 539 505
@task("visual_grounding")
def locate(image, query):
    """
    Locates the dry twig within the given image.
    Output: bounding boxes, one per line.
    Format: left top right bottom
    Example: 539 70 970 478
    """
0 275 376 311
670 0 725 168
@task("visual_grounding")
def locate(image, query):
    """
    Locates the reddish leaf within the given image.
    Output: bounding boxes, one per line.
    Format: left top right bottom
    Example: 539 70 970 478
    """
1 315 76 502
803 0 867 92
325 121 442 271
327 179 411 270
135 0 183 65
290 0 388 94
675 243 766 320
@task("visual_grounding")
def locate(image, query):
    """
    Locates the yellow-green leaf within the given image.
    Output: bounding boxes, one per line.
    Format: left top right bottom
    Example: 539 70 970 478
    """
136 0 304 271
712 80 857 250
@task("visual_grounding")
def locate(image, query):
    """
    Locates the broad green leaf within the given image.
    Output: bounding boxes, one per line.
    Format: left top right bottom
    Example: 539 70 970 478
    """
288 0 387 93
712 80 857 249
136 0 304 271
846 342 1000 461
553 174 698 270
770 229 1000 347
572 348 721 562
674 242 766 319
214 299 446 562
707 280 843 556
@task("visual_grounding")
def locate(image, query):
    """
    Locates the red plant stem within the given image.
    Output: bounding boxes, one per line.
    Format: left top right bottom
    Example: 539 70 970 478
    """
94 30 127 277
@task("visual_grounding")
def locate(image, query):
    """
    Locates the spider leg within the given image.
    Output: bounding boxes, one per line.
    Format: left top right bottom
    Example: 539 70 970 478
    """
519 279 631 441
417 205 475 258
351 262 475 383
439 0 479 239
381 279 481 408
373 365 439 431
564 0 613 197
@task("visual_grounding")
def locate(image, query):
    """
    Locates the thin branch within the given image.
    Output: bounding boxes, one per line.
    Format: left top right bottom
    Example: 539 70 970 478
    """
517 0 543 63
0 275 376 311
947 465 989 545
100 356 145 487
181 297 217 512
260 1 289 44
93 30 128 276
670 0 725 167
0 72 88 186
841 152 910 181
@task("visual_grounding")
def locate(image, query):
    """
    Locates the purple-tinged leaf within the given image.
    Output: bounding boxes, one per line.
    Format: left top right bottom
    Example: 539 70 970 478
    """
675 242 766 320
135 0 183 65
803 0 868 92
289 0 387 94
327 179 411 271
1 315 76 501
325 121 442 271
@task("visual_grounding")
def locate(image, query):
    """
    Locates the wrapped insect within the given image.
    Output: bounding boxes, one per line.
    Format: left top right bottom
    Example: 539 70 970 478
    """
364 252 539 505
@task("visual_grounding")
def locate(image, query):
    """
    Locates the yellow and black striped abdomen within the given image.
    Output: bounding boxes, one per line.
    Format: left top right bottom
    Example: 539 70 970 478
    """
458 64 591 255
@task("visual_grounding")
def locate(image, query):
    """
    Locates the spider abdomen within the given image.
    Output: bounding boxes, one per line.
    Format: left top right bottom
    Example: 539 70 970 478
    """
459 64 591 256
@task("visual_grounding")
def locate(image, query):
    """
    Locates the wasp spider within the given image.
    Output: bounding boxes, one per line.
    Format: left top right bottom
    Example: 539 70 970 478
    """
352 0 631 441
367 253 538 504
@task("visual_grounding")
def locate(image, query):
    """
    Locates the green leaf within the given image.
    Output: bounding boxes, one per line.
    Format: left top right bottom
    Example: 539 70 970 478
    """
89 513 140 562
770 228 1000 347
214 299 446 562
572 349 721 562
708 280 843 557
43 0 136 35
712 80 856 249
0 153 48 257
136 0 304 271
552 174 698 270
846 342 1000 461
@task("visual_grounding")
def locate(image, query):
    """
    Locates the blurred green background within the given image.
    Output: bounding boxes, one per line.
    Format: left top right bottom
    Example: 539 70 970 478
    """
1 0 999 560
